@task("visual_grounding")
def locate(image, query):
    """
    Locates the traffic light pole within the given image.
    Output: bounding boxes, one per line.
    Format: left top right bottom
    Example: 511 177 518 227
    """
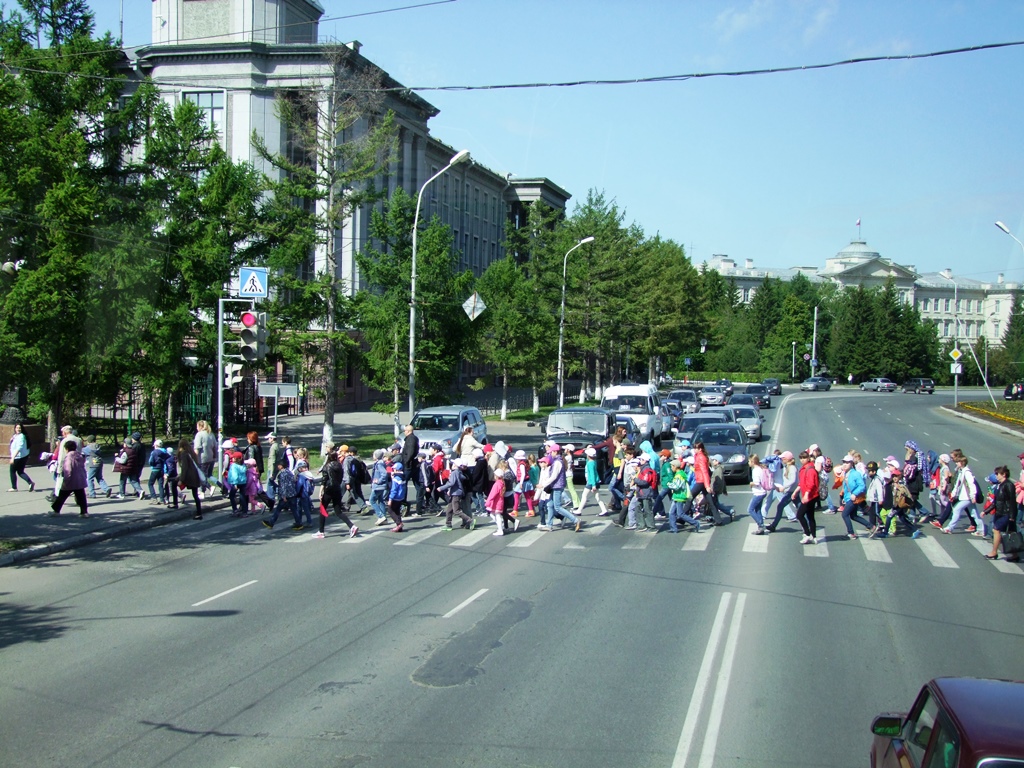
217 297 255 477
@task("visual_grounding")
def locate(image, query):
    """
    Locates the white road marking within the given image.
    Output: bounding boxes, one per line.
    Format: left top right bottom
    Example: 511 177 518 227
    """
804 527 829 557
584 520 612 535
697 592 747 768
342 527 388 544
966 538 1023 574
622 532 655 549
562 541 586 550
394 526 444 546
442 588 488 619
859 536 893 563
450 528 494 547
922 432 930 437
915 535 959 568
742 523 769 553
683 527 714 551
671 592 734 768
506 530 545 548
192 580 257 607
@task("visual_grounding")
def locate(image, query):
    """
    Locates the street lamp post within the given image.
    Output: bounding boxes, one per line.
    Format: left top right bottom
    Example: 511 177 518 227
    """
995 221 1024 258
408 149 471 419
791 341 796 380
939 272 960 407
557 236 595 406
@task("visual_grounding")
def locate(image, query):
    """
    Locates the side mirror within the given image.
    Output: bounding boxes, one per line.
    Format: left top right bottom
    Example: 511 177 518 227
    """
747 436 755 445
870 714 904 738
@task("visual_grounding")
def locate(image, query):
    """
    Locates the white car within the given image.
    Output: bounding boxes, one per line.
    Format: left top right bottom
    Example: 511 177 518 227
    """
860 377 897 392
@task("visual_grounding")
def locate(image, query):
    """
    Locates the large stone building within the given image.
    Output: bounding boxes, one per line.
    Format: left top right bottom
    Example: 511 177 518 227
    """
129 0 570 407
704 239 1020 346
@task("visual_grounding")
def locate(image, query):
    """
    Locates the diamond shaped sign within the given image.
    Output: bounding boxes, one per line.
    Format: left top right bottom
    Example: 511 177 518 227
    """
462 292 486 321
949 348 962 361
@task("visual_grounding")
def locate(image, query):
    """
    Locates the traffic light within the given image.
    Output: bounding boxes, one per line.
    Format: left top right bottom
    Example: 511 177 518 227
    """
240 310 267 361
224 362 243 389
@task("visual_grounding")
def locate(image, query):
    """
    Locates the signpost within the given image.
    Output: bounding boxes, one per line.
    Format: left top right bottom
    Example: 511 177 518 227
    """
258 382 299 435
949 348 961 407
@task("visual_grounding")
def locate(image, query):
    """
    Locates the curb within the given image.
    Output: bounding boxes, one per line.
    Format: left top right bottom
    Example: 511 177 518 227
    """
941 404 1024 439
0 497 232 567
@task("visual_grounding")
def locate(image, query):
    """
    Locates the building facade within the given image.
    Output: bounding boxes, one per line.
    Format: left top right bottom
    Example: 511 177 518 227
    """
704 239 1020 346
131 0 571 408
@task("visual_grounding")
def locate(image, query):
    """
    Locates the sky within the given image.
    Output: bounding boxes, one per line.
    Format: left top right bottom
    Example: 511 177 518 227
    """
87 0 1024 283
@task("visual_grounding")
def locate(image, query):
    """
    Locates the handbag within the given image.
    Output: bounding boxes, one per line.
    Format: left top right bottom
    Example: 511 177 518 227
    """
1002 530 1023 556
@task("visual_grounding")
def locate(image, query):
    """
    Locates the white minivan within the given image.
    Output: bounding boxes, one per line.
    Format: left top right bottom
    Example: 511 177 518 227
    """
600 383 669 445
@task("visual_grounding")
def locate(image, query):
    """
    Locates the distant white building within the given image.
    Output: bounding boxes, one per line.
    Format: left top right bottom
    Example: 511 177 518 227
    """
704 239 1020 346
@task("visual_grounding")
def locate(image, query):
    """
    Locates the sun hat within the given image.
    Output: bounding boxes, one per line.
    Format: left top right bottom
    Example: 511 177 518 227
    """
514 449 527 460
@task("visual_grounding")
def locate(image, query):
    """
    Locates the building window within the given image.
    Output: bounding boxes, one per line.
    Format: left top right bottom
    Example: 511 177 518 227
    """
994 321 1001 338
183 91 224 142
944 298 951 313
964 321 973 338
956 298 962 314
920 298 929 312
995 299 1001 313
944 321 952 337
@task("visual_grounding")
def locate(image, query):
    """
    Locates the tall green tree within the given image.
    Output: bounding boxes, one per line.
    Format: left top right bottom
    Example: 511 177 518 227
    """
255 45 398 451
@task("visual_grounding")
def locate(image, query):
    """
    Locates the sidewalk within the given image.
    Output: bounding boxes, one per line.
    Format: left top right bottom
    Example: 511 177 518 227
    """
0 464 231 567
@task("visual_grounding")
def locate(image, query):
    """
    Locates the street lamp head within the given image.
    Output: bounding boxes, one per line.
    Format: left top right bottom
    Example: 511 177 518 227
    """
579 236 595 245
995 221 1011 235
449 149 471 167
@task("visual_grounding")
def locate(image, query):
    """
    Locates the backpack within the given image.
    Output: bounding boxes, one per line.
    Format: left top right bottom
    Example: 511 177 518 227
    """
228 462 246 486
638 466 658 489
758 465 774 492
351 457 368 485
972 476 984 505
821 456 834 475
893 481 913 509
904 462 923 494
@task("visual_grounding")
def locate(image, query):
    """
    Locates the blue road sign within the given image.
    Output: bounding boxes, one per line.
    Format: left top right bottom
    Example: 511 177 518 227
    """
238 266 269 298
811 358 818 367
684 357 692 366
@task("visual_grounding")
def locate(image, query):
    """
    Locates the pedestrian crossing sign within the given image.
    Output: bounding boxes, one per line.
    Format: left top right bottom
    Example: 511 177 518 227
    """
238 267 269 298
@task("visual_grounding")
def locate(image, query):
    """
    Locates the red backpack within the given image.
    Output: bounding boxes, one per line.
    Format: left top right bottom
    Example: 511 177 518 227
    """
638 467 658 489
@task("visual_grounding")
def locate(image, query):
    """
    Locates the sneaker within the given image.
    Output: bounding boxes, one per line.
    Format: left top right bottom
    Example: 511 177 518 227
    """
538 525 552 532
375 517 389 526
848 533 858 540
262 520 273 529
753 527 765 536
312 532 325 539
139 490 146 500
79 511 89 518
597 510 609 517
114 494 124 500
654 514 667 521
291 524 305 531
911 530 923 539
800 535 811 544
811 537 818 544
513 518 521 533
349 526 359 538
971 531 987 538
575 520 583 532
492 530 504 536
966 526 977 533
441 526 454 532
610 520 623 527
625 524 637 531
6 488 16 493
390 525 404 532
193 514 203 520
469 518 477 531
941 527 952 534
29 482 36 492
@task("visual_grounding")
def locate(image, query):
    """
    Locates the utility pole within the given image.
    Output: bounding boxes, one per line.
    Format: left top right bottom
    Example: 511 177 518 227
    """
811 306 819 378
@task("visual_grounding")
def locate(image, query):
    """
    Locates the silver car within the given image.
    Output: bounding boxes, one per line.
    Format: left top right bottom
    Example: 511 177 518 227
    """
729 404 764 442
699 385 727 406
409 405 487 453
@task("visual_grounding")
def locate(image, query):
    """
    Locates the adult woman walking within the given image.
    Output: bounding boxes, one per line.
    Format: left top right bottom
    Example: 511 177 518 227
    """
943 455 984 535
243 431 264 478
986 465 1018 561
795 450 820 544
177 438 205 520
193 421 217 495
50 440 88 517
7 422 34 492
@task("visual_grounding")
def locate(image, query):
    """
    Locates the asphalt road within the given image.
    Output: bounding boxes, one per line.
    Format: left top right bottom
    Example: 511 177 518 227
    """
2 389 1022 768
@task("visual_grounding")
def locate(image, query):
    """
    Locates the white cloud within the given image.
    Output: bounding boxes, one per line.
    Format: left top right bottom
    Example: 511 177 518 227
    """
715 0 774 42
802 0 838 44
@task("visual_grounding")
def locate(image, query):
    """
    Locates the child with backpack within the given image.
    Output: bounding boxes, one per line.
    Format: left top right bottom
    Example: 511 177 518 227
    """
147 440 168 504
163 448 178 507
576 446 609 517
748 454 771 534
226 452 247 516
631 457 659 532
667 458 701 533
513 451 536 516
485 461 508 536
296 459 315 527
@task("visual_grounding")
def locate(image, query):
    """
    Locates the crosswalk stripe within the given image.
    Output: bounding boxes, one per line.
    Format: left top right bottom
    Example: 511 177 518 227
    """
742 523 769 553
584 520 612 535
915 535 959 568
682 527 714 551
966 539 1024 574
622 532 655 550
450 528 494 547
858 535 893 563
804 527 829 557
506 530 545 548
340 527 388 544
563 541 586 550
394 526 444 546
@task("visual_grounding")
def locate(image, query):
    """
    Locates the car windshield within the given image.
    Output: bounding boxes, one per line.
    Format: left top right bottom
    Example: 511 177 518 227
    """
683 416 722 429
604 396 648 413
733 407 758 419
703 387 723 394
746 386 766 394
411 413 460 431
670 390 696 401
694 427 743 446
546 412 606 435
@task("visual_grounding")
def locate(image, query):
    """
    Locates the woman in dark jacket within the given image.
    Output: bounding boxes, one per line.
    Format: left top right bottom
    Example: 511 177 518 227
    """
177 438 204 520
986 465 1018 561
244 431 264 477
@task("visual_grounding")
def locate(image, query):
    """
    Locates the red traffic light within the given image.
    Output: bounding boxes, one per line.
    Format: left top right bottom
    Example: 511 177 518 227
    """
240 311 258 328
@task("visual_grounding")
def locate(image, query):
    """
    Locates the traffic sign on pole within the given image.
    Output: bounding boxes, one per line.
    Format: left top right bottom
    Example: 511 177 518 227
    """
238 266 269 298
803 353 811 361
949 348 963 361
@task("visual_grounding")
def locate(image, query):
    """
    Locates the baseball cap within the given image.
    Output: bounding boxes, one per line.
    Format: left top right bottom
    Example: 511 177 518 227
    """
564 444 575 452
780 450 794 461
265 432 276 440
585 447 597 457
866 461 878 472
842 454 855 463
548 443 561 452
484 443 494 452
711 454 724 463
807 443 819 453
887 458 900 468
339 444 349 452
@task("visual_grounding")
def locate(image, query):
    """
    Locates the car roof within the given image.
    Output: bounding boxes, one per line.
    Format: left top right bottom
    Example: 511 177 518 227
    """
931 677 1024 758
550 407 613 415
415 405 477 415
692 424 745 439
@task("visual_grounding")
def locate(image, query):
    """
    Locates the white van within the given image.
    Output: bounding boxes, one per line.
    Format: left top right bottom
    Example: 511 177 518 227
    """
600 383 669 445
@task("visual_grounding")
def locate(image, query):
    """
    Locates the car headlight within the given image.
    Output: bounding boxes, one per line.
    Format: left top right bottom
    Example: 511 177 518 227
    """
727 453 747 464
